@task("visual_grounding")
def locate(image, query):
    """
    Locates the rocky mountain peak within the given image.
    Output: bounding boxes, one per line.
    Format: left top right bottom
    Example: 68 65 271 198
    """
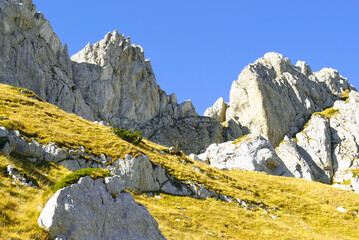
222 52 355 146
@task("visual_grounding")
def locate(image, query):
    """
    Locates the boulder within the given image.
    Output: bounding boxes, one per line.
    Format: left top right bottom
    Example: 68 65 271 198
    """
107 154 167 193
38 176 166 240
197 134 281 173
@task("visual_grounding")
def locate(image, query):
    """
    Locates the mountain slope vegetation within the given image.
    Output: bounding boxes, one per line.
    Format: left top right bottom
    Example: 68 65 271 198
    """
1 83 359 239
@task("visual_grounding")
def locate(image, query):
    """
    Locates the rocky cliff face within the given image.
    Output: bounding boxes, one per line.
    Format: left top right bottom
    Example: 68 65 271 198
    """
0 0 227 154
71 31 197 129
0 0 94 119
198 91 359 191
206 52 355 147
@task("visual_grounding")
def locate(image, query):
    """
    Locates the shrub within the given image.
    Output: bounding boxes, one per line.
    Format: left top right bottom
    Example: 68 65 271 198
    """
51 168 112 192
111 128 143 144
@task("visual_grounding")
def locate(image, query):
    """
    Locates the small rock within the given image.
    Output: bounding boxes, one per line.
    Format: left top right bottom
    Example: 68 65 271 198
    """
337 206 347 213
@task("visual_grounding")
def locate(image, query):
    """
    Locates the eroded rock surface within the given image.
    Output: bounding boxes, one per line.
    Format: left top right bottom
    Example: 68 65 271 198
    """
0 0 230 154
38 176 166 240
275 91 359 186
0 0 94 119
225 52 355 146
194 134 281 173
204 97 228 122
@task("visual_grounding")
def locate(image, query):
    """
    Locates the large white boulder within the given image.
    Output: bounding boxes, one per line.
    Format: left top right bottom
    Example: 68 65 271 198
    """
198 134 281 173
38 176 166 240
107 154 167 193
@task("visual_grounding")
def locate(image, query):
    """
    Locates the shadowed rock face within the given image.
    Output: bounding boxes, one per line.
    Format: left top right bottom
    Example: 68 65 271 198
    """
224 52 355 147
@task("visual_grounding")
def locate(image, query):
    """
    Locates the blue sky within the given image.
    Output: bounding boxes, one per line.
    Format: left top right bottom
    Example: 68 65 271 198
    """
33 0 359 115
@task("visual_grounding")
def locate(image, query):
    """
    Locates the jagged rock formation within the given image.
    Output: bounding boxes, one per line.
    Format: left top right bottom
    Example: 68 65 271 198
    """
274 137 314 181
0 0 229 154
193 134 281 173
70 31 227 154
204 97 228 122
38 176 166 240
275 91 359 187
196 91 359 191
71 32 198 128
205 52 355 147
0 0 94 119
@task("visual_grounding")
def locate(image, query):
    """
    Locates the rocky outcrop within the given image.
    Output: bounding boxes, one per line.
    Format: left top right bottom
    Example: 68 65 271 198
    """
0 125 230 199
193 134 281 173
193 92 359 191
38 176 166 240
0 0 94 119
0 126 107 169
275 91 359 186
204 97 228 122
71 31 198 129
274 137 314 181
225 52 355 146
6 165 37 187
141 115 224 154
0 0 228 154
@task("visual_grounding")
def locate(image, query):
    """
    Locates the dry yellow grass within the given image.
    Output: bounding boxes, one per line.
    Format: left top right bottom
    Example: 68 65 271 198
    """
135 171 359 240
1 83 359 239
0 153 71 239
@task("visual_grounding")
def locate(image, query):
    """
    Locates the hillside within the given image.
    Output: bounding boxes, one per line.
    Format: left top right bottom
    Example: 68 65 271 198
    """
1 84 359 239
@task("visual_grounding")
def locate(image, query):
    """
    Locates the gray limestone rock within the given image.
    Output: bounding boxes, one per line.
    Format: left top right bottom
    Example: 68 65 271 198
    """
0 0 94 119
0 0 225 154
38 176 166 240
225 52 355 147
141 115 225 154
204 97 228 122
7 165 36 187
330 92 359 174
275 91 359 185
197 134 281 173
107 154 165 193
71 30 198 129
0 0 231 153
274 138 314 181
295 115 333 183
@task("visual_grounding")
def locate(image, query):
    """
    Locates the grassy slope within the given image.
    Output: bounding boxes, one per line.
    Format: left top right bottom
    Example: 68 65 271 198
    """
0 153 71 239
1 83 359 239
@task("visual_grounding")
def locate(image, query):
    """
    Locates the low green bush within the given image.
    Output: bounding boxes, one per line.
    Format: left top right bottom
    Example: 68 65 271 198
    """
111 128 143 144
51 168 112 192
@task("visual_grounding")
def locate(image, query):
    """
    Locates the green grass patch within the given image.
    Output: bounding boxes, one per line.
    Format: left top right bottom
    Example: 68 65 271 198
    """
51 168 112 192
111 128 143 144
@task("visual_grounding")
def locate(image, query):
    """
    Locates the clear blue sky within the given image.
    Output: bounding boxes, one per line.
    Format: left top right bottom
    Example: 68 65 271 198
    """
33 0 359 115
